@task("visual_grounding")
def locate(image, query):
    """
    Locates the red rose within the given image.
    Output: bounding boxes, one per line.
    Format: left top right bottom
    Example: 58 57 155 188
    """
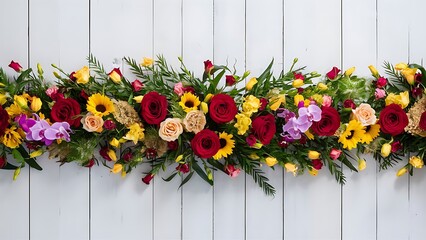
343 99 356 109
142 174 154 185
246 134 257 146
8 60 23 72
51 98 81 127
376 77 388 88
204 60 214 74
379 104 408 136
0 156 6 169
391 141 402 153
293 72 305 80
103 120 116 130
311 107 341 136
132 79 144 92
191 129 220 159
251 114 276 145
209 94 238 124
259 98 268 111
123 152 133 162
225 75 236 86
176 163 190 174
418 112 426 131
312 159 323 170
168 140 178 150
140 91 168 125
326 67 340 80
0 106 9 136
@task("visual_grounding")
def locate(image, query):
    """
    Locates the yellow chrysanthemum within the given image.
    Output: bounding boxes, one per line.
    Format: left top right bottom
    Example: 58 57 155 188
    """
213 132 235 160
338 120 365 150
123 123 145 144
1 126 23 148
242 95 260 116
361 124 380 144
179 92 201 113
234 113 252 135
86 93 115 117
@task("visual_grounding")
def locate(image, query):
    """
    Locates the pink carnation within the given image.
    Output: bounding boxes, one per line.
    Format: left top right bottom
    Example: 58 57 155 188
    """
174 82 184 96
322 95 332 107
375 88 386 100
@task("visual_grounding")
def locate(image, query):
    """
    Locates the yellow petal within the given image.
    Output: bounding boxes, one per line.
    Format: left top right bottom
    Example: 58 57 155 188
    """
317 82 328 90
294 94 304 106
396 167 408 177
308 168 318 176
111 164 123 174
344 67 355 76
368 65 379 77
109 138 120 148
13 168 21 181
292 79 304 88
133 95 143 103
29 149 43 158
175 155 184 163
395 63 408 71
308 151 321 160
107 149 117 162
201 102 208 114
30 97 42 112
246 77 258 90
381 143 391 157
284 163 298 176
141 57 154 67
358 159 367 171
265 157 278 167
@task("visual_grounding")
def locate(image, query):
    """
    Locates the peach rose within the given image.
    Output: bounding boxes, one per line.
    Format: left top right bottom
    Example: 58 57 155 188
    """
159 118 183 142
81 113 104 132
183 110 206 134
352 103 376 126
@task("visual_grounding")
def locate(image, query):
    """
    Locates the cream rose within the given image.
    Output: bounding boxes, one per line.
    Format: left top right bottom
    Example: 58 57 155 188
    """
352 103 376 126
183 110 206 134
159 118 183 141
82 113 104 132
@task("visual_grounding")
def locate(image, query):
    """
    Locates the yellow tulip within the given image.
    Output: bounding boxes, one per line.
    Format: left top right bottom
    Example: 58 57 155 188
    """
111 164 123 174
265 157 278 167
409 156 424 169
358 159 366 171
30 97 42 112
396 167 408 177
204 93 213 103
201 102 208 114
107 149 117 162
344 67 355 77
292 79 304 88
308 151 321 160
368 65 379 78
246 77 258 90
108 69 122 84
141 57 154 67
381 143 391 157
317 82 328 90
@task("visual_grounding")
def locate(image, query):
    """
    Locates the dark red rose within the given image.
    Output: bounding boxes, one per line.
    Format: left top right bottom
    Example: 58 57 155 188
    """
142 174 154 185
176 163 190 174
8 60 23 72
80 90 89 100
103 120 116 130
246 134 257 147
391 141 402 153
251 113 276 145
311 107 341 136
209 94 238 124
312 159 323 170
204 60 214 74
191 129 220 159
343 99 356 109
84 159 95 168
140 91 168 125
182 86 195 94
376 77 388 88
326 67 340 80
299 135 307 145
412 87 423 98
99 147 112 161
419 112 426 131
415 73 423 84
259 98 268 111
69 71 77 81
0 106 9 136
168 140 178 151
0 156 6 169
122 152 133 162
297 88 304 94
379 104 408 136
51 98 81 127
132 79 144 92
225 75 236 86
278 136 289 148
146 148 157 160
293 72 305 80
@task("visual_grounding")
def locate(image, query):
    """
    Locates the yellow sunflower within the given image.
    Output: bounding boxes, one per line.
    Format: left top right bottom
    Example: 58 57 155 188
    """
213 132 235 160
361 124 380 144
86 93 115 117
179 92 200 113
338 120 365 150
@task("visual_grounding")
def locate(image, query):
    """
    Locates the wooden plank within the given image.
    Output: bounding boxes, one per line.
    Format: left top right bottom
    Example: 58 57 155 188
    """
213 0 246 239
181 1 214 240
283 1 342 240
28 0 90 239
152 0 182 239
89 1 153 240
0 1 29 240
246 0 283 239
341 1 377 239
376 0 410 239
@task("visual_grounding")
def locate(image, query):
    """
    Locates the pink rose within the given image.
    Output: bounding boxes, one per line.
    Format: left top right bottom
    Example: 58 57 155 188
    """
174 82 184 96
322 95 332 107
329 149 342 160
132 79 144 92
375 88 386 99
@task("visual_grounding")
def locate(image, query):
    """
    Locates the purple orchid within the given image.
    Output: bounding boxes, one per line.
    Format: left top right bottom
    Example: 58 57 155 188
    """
282 117 302 140
21 114 72 146
277 108 296 122
297 104 322 132
17 114 36 132
44 122 71 142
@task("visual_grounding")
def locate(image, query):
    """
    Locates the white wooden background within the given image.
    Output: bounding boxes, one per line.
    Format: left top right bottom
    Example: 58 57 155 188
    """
1 0 426 239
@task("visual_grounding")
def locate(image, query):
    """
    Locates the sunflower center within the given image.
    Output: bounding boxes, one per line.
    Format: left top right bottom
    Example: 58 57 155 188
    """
96 104 107 113
365 126 371 133
346 130 355 140
185 101 194 108
220 138 227 148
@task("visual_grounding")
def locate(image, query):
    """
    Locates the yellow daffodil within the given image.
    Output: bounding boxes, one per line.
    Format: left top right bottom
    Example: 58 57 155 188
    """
381 143 391 157
368 65 379 78
265 157 278 167
246 77 258 90
141 57 154 67
234 113 251 135
213 132 235 160
111 164 123 174
308 151 321 160
86 93 115 117
74 66 90 84
409 156 424 168
358 159 367 171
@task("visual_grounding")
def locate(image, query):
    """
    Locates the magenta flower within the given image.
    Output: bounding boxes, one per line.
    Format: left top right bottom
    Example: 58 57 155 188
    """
297 104 322 132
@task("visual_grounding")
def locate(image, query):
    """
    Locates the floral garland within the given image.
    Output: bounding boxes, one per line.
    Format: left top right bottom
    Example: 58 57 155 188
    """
0 55 425 195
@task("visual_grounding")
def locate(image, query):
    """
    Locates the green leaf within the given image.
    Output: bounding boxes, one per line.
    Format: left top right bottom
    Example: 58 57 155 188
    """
12 149 25 164
17 146 42 171
179 171 194 188
341 156 358 172
2 162 19 170
192 161 213 186
163 172 178 182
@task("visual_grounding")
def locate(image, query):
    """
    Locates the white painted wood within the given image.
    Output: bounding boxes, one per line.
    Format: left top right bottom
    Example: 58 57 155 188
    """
245 0 284 239
90 1 153 240
283 1 342 240
152 1 183 239
376 1 410 239
181 1 214 240
213 0 246 239
0 1 29 240
341 1 377 239
28 0 90 239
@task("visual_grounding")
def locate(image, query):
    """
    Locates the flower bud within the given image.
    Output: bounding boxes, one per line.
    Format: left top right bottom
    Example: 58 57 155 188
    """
396 167 408 177
308 150 321 160
201 102 208 114
368 65 379 78
265 157 278 167
37 63 43 76
30 149 43 158
13 168 21 181
133 96 143 103
284 163 298 176
317 82 328 90
175 155 184 163
308 168 318 176
381 143 391 157
246 77 258 90
344 67 355 77
358 159 366 171
110 163 123 174
141 57 154 67
30 97 42 112
109 138 120 148
409 156 424 169
53 71 61 79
